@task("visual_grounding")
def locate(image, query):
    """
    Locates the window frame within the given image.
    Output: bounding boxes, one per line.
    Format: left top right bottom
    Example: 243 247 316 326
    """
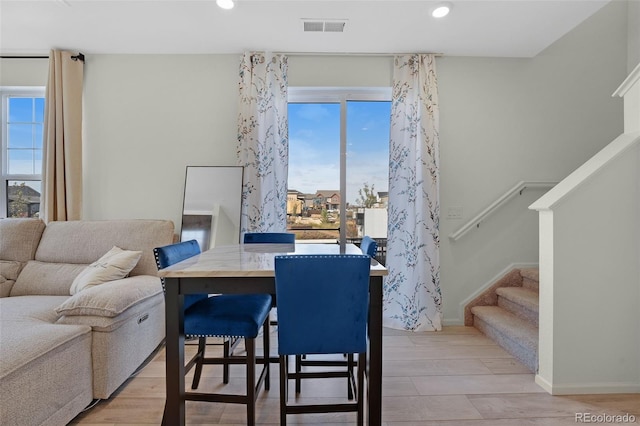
1 86 46 218
288 86 392 243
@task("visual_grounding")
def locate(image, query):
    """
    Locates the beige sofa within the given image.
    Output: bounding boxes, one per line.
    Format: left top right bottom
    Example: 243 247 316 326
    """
0 218 174 426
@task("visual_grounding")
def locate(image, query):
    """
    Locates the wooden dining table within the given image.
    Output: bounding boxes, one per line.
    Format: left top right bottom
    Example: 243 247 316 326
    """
158 242 388 425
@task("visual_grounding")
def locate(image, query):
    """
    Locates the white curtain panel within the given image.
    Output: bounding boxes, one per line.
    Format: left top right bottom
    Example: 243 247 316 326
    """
385 54 442 331
237 52 289 233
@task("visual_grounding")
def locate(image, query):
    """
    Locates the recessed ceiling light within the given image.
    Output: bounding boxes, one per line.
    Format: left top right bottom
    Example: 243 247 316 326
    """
432 3 452 18
216 0 234 10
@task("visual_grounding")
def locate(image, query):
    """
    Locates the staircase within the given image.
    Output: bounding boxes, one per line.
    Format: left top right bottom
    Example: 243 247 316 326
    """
466 268 539 372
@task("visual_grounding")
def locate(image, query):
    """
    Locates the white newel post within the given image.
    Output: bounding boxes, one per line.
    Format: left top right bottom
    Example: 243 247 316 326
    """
613 62 640 133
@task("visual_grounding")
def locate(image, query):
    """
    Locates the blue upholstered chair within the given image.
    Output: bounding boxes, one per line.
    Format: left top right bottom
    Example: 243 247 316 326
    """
295 236 378 391
360 235 378 258
243 232 295 244
243 232 294 328
275 254 370 426
154 240 271 425
155 240 237 387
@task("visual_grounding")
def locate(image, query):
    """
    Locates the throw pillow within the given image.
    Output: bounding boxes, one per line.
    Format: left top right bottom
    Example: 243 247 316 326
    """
70 246 142 295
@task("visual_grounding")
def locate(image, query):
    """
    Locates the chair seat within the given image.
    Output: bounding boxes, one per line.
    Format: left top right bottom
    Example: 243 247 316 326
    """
185 294 272 338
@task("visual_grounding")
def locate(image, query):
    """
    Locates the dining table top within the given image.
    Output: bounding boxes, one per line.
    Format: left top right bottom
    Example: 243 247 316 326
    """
157 242 388 278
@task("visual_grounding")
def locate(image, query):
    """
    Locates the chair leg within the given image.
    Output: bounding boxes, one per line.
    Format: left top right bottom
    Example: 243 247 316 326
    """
347 353 354 400
191 337 206 390
357 352 365 426
263 318 270 390
279 355 288 426
295 355 302 393
223 338 231 384
246 338 256 426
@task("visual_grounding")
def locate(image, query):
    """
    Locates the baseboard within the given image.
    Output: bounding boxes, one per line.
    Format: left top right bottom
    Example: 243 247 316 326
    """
458 262 539 324
442 318 464 326
535 374 640 394
535 374 553 394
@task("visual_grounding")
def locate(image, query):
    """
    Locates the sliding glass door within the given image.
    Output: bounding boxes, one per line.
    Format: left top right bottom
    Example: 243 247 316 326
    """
287 88 391 249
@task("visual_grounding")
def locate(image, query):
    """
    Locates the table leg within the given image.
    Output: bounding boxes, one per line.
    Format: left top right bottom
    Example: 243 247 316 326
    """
368 275 383 426
163 277 186 426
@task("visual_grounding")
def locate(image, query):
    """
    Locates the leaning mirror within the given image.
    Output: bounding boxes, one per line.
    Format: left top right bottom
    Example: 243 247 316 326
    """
180 166 243 251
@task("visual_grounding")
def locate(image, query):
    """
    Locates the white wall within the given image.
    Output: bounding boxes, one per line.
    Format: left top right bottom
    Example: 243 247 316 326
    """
2 1 628 325
82 54 240 224
628 0 640 72
439 0 627 323
0 58 48 86
288 55 392 87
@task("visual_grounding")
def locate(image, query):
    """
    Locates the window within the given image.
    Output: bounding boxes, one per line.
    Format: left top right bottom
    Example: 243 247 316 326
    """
287 87 391 248
1 87 45 218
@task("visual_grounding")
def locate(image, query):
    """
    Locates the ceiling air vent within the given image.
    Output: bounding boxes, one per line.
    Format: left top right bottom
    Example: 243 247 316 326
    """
303 21 324 32
303 19 347 33
324 21 346 32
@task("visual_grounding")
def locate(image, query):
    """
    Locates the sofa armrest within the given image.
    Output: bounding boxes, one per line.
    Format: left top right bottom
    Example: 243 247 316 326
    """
55 275 163 318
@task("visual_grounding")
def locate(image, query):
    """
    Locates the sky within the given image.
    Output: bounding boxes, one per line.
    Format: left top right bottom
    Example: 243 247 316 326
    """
7 96 44 177
288 100 391 205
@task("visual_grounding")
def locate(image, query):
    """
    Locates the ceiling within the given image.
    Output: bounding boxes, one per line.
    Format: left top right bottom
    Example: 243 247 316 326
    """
0 0 611 58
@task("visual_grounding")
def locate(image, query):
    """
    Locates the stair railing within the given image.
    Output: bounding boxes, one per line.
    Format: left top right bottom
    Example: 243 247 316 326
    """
448 180 557 241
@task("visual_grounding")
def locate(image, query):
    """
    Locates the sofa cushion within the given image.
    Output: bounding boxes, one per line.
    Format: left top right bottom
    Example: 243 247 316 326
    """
35 220 174 277
0 260 22 281
10 261 87 296
0 295 68 323
55 275 163 318
0 319 90 378
0 218 45 262
0 305 92 426
0 276 12 298
0 261 21 297
70 246 142 295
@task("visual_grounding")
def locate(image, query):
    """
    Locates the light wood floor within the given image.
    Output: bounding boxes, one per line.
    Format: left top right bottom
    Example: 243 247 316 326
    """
70 326 640 425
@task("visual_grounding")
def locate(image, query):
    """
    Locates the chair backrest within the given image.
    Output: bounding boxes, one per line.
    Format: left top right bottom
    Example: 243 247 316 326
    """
360 236 378 258
275 254 370 356
154 239 206 310
243 232 295 244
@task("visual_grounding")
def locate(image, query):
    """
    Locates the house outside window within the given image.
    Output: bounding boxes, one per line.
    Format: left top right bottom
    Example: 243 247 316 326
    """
1 87 45 219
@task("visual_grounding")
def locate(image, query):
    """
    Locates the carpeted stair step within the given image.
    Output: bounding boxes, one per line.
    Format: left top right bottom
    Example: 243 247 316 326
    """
496 286 539 326
520 268 539 292
471 305 538 372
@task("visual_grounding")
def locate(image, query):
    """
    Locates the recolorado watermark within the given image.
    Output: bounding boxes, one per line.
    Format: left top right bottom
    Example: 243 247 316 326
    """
575 413 636 423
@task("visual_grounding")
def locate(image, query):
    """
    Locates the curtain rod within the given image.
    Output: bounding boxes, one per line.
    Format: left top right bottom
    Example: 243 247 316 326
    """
275 51 443 57
0 53 85 62
2 52 440 59
0 55 48 59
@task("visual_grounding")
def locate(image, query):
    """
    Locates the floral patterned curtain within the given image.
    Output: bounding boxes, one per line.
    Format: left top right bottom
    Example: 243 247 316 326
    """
384 54 442 331
237 52 289 233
